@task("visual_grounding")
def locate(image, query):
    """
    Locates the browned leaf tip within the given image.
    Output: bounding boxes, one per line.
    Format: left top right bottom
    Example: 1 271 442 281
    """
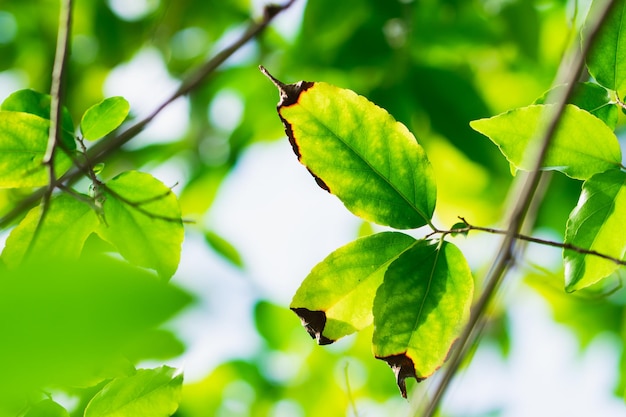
291 307 334 345
376 353 424 398
259 66 314 108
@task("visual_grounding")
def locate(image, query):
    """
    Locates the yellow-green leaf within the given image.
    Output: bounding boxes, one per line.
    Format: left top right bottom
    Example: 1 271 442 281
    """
262 68 436 229
372 240 473 397
96 171 183 279
564 170 626 291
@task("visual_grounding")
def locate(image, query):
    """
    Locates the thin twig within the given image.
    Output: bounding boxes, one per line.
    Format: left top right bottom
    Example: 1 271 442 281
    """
24 0 73 260
0 0 297 230
443 217 626 267
420 2 618 415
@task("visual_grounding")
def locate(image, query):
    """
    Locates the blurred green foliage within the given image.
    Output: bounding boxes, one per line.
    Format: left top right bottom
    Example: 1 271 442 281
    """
1 0 626 416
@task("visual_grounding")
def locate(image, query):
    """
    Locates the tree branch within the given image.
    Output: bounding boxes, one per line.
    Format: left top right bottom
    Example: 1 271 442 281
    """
0 0 297 230
24 0 73 260
420 1 618 415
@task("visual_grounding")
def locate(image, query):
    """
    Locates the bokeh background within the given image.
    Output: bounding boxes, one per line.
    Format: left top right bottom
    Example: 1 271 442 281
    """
1 0 626 416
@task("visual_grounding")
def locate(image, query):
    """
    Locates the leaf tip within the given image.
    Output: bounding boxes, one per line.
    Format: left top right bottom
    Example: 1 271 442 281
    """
376 353 424 398
259 66 314 107
291 307 334 345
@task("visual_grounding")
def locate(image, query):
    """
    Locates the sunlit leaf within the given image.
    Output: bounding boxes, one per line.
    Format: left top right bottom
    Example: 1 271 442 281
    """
96 171 184 279
291 232 416 344
0 111 75 188
81 96 130 141
0 258 190 399
535 82 618 129
84 366 183 417
585 0 626 93
24 400 69 417
372 240 473 397
564 170 626 291
470 104 621 180
1 89 76 148
1 193 98 268
262 68 436 229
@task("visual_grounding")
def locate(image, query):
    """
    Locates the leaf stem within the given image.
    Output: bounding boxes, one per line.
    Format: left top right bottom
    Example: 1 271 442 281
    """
419 1 618 415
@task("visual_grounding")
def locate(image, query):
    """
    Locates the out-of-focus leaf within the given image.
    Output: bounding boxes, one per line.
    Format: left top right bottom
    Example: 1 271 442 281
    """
81 96 129 140
290 232 416 344
564 170 626 291
535 82 618 129
1 89 75 147
0 112 75 187
0 258 190 400
585 0 626 93
96 171 183 279
263 69 436 229
204 230 243 268
24 400 69 417
470 104 622 180
84 366 183 417
121 329 186 363
1 193 98 268
372 240 473 398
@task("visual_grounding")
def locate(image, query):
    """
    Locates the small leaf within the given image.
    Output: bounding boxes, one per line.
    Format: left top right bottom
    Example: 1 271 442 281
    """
373 240 473 398
0 111 74 187
96 171 184 279
1 89 76 149
585 0 626 93
1 194 98 268
84 366 183 417
204 230 244 268
450 221 469 237
470 104 621 180
81 96 130 140
291 232 417 344
24 400 70 417
261 67 436 229
564 170 626 291
535 82 618 129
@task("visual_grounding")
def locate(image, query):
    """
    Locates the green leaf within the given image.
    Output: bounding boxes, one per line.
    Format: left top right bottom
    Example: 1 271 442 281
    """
372 240 473 398
291 232 417 344
204 230 244 268
84 366 183 417
1 194 98 268
0 111 75 188
564 170 626 291
470 104 621 180
0 258 190 399
1 89 76 149
585 0 626 93
96 171 184 279
535 82 618 129
81 96 130 141
24 400 70 417
262 68 436 229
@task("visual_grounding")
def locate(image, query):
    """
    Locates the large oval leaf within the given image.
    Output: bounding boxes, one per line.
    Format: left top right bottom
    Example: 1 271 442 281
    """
372 239 473 398
262 68 436 229
84 366 182 417
585 0 626 93
96 171 184 279
564 169 626 292
0 111 75 188
470 104 622 180
1 194 98 268
290 231 416 344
